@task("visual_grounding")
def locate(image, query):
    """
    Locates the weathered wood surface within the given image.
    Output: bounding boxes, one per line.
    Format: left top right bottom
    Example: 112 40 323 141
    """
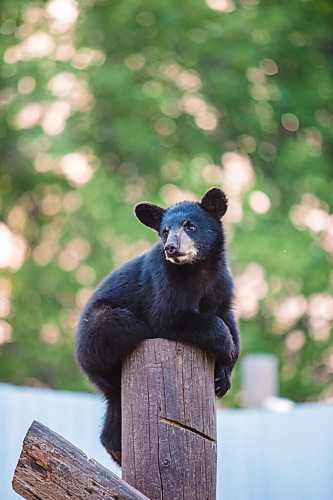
12 420 149 500
122 339 217 500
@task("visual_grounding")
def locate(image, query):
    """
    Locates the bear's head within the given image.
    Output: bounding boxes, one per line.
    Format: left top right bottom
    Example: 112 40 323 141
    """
135 188 228 265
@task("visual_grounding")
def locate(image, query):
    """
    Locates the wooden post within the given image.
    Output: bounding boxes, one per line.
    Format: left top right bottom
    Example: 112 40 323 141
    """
241 353 278 407
122 339 217 500
12 420 149 500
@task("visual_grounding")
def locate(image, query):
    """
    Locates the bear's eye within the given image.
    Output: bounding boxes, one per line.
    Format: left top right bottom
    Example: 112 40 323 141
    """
162 227 169 238
184 221 197 231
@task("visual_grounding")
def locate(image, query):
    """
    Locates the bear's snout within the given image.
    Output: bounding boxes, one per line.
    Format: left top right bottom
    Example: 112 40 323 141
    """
164 241 179 256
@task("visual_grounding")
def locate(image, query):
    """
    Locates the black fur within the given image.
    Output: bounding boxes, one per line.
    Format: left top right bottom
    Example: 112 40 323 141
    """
76 188 240 466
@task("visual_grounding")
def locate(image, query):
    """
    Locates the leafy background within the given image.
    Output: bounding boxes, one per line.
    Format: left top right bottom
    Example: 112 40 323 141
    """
1 0 332 405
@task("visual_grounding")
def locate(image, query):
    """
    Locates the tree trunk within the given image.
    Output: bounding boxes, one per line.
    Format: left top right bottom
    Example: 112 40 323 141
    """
121 339 217 500
12 420 149 500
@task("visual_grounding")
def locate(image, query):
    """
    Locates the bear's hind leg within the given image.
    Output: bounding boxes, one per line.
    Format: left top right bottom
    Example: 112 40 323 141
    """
101 400 122 466
76 302 151 466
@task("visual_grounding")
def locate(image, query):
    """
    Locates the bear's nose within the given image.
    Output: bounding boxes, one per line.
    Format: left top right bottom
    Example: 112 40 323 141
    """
165 242 178 255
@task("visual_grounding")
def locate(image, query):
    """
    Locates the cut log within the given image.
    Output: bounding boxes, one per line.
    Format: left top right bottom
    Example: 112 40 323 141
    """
12 420 149 500
122 339 217 500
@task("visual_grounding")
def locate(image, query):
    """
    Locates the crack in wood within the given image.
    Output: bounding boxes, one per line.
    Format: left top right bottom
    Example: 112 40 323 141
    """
159 417 216 444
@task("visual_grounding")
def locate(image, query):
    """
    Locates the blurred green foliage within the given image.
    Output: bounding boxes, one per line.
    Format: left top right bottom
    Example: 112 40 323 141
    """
0 0 332 404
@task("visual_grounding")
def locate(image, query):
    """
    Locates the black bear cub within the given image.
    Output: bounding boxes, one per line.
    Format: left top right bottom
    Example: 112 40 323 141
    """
76 188 240 465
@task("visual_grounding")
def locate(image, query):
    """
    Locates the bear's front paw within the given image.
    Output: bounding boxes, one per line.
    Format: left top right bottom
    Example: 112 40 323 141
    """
214 365 231 398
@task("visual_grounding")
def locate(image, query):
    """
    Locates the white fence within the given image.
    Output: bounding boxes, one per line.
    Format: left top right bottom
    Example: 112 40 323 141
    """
1 383 332 500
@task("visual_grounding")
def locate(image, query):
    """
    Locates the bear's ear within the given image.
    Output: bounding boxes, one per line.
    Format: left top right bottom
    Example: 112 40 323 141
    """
134 202 165 231
200 188 228 219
